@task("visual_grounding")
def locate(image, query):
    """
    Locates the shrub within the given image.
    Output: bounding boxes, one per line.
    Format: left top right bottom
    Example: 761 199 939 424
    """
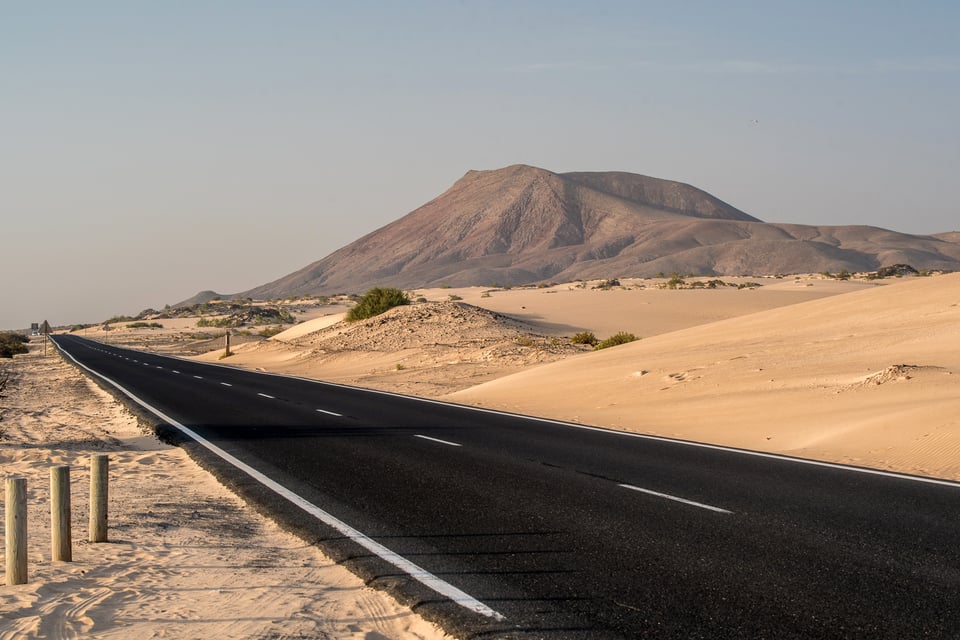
0 333 30 358
448 294 463 301
593 278 620 290
345 287 410 322
665 273 686 289
571 331 598 346
595 332 639 350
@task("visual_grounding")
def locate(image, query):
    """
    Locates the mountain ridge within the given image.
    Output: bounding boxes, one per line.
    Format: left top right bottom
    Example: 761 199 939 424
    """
177 165 960 304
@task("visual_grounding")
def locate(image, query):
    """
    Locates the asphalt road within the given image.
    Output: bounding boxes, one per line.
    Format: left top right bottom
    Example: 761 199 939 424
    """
53 334 960 639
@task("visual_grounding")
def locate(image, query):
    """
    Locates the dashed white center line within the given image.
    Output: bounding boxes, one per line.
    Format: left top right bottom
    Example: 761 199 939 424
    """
414 434 463 447
221 382 233 387
258 393 275 399
618 483 732 514
315 408 342 417
194 375 203 379
172 370 180 374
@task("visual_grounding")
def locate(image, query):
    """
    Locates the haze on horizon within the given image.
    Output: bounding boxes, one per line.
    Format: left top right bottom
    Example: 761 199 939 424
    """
2 2 958 330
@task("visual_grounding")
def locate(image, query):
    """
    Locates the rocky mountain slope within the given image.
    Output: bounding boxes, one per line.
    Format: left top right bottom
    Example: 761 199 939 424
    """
187 165 960 301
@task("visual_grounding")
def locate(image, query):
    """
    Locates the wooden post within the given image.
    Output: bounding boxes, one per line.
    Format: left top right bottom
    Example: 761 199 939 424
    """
5 477 28 585
89 454 108 543
224 330 231 357
50 466 72 562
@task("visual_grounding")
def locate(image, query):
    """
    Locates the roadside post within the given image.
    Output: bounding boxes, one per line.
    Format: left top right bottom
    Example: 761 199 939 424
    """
89 454 109 543
51 466 72 562
41 320 51 356
5 477 28 585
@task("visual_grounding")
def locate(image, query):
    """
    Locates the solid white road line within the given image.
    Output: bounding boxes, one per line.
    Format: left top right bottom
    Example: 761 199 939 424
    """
52 340 504 621
414 434 463 447
619 483 732 514
258 393 275 399
316 408 343 417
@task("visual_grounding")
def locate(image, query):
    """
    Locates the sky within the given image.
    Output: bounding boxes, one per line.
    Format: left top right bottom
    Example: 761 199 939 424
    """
2 1 958 329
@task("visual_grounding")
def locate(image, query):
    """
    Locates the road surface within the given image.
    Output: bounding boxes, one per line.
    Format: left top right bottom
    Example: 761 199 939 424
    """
52 334 960 639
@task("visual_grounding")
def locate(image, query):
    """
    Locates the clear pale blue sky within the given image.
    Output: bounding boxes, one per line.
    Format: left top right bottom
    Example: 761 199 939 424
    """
3 2 958 329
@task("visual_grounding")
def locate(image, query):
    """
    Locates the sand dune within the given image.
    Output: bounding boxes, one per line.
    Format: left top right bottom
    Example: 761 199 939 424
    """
448 273 960 479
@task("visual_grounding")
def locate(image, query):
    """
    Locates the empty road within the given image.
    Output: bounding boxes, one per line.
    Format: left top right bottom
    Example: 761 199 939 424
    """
52 334 960 638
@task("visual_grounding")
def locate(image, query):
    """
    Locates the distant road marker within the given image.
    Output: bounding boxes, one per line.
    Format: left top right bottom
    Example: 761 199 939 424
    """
415 434 463 447
619 483 732 514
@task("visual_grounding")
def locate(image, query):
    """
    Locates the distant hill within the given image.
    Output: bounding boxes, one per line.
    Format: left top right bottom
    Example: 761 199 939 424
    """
174 290 226 308
182 165 960 302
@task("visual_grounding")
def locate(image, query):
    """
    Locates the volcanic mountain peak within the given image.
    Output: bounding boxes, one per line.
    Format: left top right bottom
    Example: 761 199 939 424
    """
449 164 759 223
185 164 960 302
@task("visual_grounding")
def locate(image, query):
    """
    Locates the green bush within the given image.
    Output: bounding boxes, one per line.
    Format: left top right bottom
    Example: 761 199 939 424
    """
595 332 639 350
571 331 598 346
665 273 686 289
345 287 410 322
0 333 30 358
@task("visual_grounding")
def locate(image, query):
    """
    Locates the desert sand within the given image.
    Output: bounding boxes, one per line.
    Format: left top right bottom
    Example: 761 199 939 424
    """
194 276 874 397
0 342 449 639
190 273 960 480
449 273 960 479
6 272 957 636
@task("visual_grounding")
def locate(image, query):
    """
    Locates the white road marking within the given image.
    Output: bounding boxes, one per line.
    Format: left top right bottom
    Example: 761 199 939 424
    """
221 382 233 387
52 340 504 621
193 375 203 379
316 408 343 417
172 370 180 374
619 484 732 514
414 434 463 447
258 393 275 399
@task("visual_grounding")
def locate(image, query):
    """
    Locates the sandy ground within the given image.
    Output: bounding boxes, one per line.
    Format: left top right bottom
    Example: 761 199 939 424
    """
193 276 871 397
7 271 957 636
0 343 450 639
449 273 960 480
186 273 960 480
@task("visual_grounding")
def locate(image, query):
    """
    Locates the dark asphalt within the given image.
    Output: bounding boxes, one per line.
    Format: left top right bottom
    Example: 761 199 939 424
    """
52 334 960 639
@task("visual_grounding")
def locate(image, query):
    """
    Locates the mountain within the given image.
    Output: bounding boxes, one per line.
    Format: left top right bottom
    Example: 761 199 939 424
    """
196 165 960 301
